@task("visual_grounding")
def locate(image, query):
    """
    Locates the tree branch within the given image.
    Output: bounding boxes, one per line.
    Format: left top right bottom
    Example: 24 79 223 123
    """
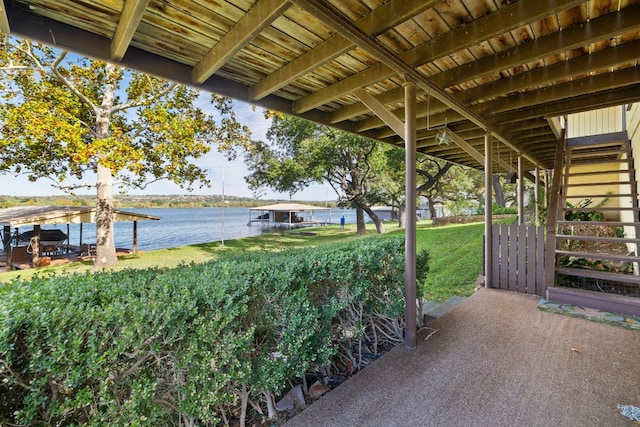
50 51 98 113
111 81 178 114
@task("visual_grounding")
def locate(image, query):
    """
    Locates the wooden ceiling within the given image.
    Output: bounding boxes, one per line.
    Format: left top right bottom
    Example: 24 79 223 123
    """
2 0 640 172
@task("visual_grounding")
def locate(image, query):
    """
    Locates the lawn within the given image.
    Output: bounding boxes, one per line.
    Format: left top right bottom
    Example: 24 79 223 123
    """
0 220 488 301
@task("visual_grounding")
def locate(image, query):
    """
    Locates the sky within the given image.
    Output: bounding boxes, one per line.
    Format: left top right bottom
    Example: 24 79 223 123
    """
1 95 333 202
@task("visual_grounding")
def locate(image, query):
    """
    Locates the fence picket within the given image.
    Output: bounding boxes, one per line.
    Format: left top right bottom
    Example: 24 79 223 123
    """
536 226 545 296
499 223 509 289
491 224 546 296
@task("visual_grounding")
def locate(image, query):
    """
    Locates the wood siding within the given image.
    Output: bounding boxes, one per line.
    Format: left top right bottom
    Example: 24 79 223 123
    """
568 106 623 138
491 223 546 296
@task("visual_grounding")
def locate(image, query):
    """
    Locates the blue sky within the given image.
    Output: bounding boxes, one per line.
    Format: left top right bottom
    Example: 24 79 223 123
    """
1 96 332 202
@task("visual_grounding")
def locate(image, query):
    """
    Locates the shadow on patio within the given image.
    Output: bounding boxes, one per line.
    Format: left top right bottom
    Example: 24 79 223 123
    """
285 288 640 426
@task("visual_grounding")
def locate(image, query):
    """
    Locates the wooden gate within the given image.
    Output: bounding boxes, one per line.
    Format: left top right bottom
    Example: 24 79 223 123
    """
491 224 546 296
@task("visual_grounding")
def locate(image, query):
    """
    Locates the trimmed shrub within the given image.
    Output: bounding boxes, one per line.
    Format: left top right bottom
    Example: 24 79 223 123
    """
1 237 427 426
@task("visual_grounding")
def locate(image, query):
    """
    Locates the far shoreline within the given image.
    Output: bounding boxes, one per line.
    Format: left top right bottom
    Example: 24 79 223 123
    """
0 194 339 209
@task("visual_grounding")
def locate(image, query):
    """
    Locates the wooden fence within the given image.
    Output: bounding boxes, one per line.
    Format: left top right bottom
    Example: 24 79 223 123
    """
491 224 546 296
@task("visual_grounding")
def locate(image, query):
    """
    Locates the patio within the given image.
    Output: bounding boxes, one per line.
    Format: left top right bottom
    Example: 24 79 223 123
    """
285 288 640 426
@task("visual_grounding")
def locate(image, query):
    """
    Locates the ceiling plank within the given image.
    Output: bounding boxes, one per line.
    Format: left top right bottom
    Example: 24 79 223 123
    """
111 0 150 61
249 0 439 100
456 39 640 105
476 67 640 118
293 0 584 114
331 37 640 126
490 83 640 125
192 0 291 84
249 36 352 100
433 6 640 89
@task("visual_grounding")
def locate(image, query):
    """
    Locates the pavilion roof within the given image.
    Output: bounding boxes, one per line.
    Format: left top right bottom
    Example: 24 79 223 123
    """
0 206 160 227
250 203 330 212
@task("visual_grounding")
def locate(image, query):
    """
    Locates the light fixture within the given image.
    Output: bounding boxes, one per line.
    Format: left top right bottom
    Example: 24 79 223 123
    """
435 127 452 145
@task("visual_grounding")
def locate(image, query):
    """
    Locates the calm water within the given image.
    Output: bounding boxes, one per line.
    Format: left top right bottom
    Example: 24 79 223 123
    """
18 207 358 251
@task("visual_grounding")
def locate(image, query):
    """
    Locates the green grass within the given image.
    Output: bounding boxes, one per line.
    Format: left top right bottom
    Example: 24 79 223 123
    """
0 220 488 302
415 222 485 301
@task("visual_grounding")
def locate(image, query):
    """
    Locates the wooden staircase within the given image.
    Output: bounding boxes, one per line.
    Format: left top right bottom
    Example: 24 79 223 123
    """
550 131 640 315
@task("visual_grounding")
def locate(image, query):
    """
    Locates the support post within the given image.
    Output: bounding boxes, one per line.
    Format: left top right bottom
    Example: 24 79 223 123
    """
404 81 417 349
544 134 566 292
535 166 540 224
517 154 525 225
133 221 138 253
3 225 11 264
484 132 493 288
32 224 40 266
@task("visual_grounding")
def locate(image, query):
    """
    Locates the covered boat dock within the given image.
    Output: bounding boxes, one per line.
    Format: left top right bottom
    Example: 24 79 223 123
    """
248 203 331 229
0 206 159 269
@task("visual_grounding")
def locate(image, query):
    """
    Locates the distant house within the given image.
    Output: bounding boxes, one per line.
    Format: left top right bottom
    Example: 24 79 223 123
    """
371 206 398 221
248 203 331 229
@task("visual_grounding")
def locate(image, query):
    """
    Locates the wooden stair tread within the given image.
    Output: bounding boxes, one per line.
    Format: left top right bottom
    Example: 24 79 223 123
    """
568 169 632 177
557 220 640 227
555 250 639 263
556 267 640 284
569 158 627 165
555 234 640 244
562 206 640 211
566 181 633 187
564 194 634 198
570 152 625 158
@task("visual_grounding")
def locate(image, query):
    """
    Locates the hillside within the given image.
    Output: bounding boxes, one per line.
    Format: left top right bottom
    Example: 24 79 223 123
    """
0 194 336 209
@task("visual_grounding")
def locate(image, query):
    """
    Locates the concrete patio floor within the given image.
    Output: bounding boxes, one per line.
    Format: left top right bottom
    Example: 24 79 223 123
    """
285 288 640 426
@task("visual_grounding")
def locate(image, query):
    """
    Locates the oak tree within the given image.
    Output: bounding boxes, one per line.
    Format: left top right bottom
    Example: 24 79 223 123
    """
245 114 388 233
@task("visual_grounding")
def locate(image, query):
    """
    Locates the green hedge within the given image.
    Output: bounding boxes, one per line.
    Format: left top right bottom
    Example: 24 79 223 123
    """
0 237 428 426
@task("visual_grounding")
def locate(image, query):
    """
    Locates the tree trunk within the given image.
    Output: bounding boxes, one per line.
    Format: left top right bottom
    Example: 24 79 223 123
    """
95 163 118 268
361 205 385 234
493 174 505 207
398 201 406 229
94 63 118 269
355 206 366 234
426 195 437 219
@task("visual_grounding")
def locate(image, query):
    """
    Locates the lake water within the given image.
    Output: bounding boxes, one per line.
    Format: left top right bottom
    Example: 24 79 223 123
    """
17 207 358 251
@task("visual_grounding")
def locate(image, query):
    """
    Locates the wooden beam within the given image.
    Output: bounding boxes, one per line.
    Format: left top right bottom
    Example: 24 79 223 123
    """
491 84 640 125
376 111 466 139
0 0 10 34
250 36 352 100
353 88 405 139
331 38 640 131
433 6 640 89
449 131 485 166
546 117 564 141
476 67 640 118
446 131 517 173
456 39 640 106
111 0 149 60
192 0 291 84
355 98 449 133
249 0 438 100
293 0 585 114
